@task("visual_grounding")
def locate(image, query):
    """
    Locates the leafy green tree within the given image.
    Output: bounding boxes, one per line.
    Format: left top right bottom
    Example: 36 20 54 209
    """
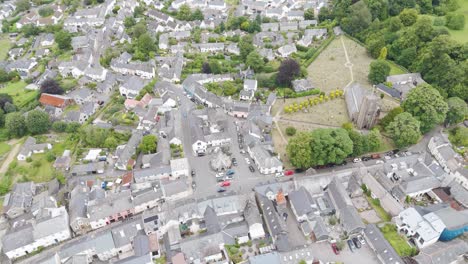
366 35 385 59
309 128 353 166
245 51 265 72
341 1 372 35
389 0 416 16
104 136 118 149
38 7 54 17
15 0 31 12
445 97 468 126
386 112 421 148
367 129 382 151
318 7 333 22
124 16 136 28
379 107 403 129
80 126 110 147
136 33 156 59
388 16 403 31
132 22 147 38
208 60 222 74
52 121 68 132
449 84 468 101
139 135 158 154
26 110 50 135
177 4 192 20
239 35 255 60
402 84 448 133
448 127 468 147
304 8 315 20
5 112 27 138
365 0 389 20
348 129 369 156
445 13 465 30
54 30 72 50
286 132 314 169
368 60 390 84
399 8 418 26
0 110 4 127
191 9 204 20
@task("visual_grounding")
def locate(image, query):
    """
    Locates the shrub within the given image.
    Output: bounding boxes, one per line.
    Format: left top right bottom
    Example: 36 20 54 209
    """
285 127 297 136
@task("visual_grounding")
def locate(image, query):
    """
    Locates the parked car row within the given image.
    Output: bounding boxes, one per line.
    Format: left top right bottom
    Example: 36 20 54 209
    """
347 235 366 252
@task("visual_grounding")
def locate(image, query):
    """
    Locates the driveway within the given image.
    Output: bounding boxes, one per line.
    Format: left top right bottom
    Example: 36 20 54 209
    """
0 139 20 174
307 241 380 264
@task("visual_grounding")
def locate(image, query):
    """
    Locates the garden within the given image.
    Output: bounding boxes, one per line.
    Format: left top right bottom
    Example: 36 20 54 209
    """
380 224 418 257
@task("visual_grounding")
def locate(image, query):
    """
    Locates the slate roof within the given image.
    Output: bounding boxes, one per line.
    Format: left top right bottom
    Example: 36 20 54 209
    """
364 224 404 264
413 239 468 264
288 186 316 218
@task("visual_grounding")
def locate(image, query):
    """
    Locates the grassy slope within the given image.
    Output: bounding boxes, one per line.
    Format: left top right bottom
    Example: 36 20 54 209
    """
0 36 11 61
448 0 468 43
0 81 38 107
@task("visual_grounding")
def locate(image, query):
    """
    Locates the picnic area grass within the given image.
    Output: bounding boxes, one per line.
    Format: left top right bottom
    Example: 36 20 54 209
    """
448 0 468 43
380 224 418 257
0 81 38 108
0 36 11 61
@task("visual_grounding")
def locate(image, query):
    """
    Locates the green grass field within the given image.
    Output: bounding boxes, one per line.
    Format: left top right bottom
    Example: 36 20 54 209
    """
15 154 54 183
0 142 12 157
448 0 468 42
387 60 408 75
0 81 38 107
380 224 418 257
0 36 11 61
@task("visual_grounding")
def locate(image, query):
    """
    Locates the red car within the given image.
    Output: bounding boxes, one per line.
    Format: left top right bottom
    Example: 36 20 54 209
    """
284 170 294 176
220 181 231 187
331 243 339 255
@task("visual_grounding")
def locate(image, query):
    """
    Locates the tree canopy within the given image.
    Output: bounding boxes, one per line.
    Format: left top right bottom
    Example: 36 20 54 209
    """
245 51 265 72
277 59 300 87
40 79 64 95
139 135 158 154
5 112 27 138
402 84 448 133
445 97 468 126
54 30 72 50
386 112 421 148
26 110 51 135
368 60 390 84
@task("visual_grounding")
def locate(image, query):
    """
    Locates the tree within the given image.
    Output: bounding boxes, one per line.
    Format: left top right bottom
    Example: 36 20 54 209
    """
366 0 389 20
124 16 136 28
38 6 54 17
386 112 421 148
54 30 72 50
348 129 369 156
0 110 4 127
399 8 418 26
202 62 211 74
378 47 388 60
402 84 448 133
15 0 31 12
191 9 204 21
52 121 68 132
40 79 64 94
3 102 15 113
245 51 265 72
309 128 353 166
0 94 13 112
285 127 296 136
445 97 468 126
104 137 118 149
26 110 50 135
318 7 333 22
367 129 382 151
208 60 222 74
132 22 147 38
5 112 26 138
304 8 315 20
286 132 314 169
449 84 468 101
277 59 300 86
136 33 156 59
177 4 192 20
341 1 372 35
239 35 255 60
446 13 465 30
366 35 385 59
368 60 390 84
448 127 468 147
379 107 403 129
139 135 158 154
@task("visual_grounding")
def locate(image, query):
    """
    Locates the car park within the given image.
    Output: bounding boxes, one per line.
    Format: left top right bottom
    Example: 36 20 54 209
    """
249 165 255 172
357 235 365 245
331 243 339 255
352 237 361 248
347 239 356 252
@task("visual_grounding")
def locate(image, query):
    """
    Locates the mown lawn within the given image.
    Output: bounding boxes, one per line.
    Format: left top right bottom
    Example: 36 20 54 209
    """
0 142 12 157
0 36 11 61
0 81 38 107
387 60 408 75
448 0 468 43
380 224 418 257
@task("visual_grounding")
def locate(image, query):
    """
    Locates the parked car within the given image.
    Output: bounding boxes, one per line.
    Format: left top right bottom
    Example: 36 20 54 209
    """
191 181 196 189
239 144 243 149
331 243 339 255
275 172 283 177
352 237 361 249
284 170 294 176
240 149 246 154
347 239 356 252
249 165 255 172
371 154 381 159
216 172 225 178
226 169 235 176
353 158 362 163
357 235 366 245
217 187 226 193
232 158 237 166
362 156 371 161
225 174 233 180
220 181 231 187
245 158 251 164
191 170 195 177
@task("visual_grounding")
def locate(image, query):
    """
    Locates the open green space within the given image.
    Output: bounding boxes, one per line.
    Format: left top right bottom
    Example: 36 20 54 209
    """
380 224 418 257
387 60 408 75
0 142 12 157
14 153 54 183
365 196 392 222
0 36 11 61
0 81 38 108
448 0 468 42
